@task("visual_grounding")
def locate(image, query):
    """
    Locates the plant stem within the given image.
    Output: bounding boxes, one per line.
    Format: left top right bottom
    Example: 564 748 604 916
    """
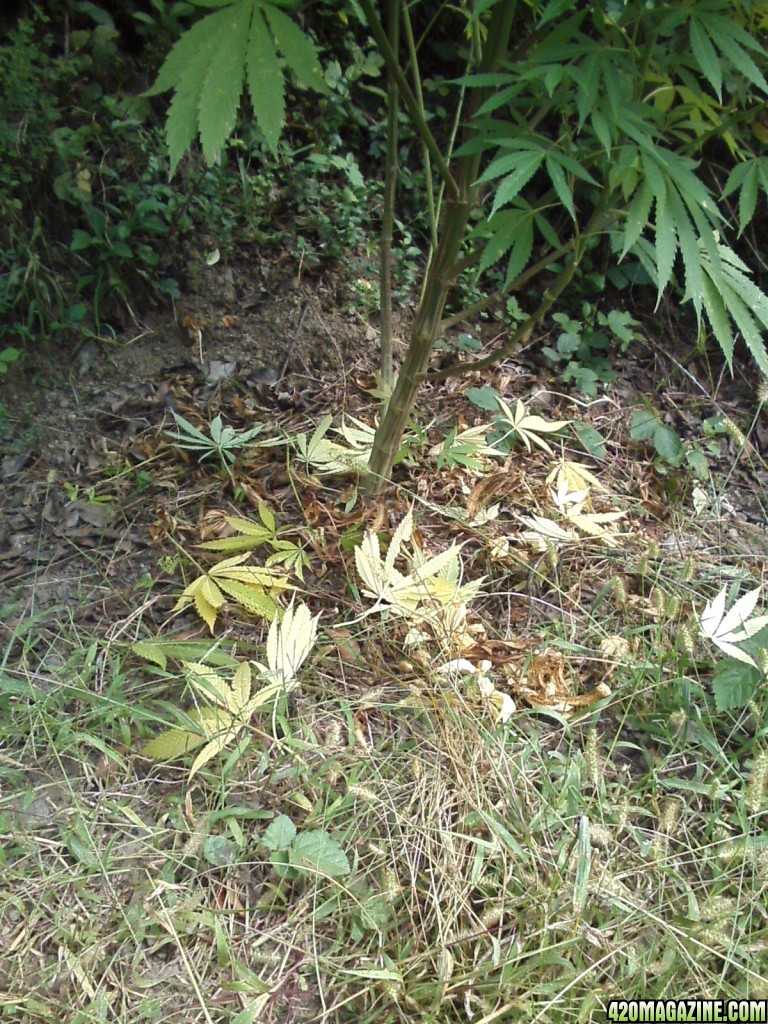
365 1 518 493
358 0 460 199
379 0 400 386
426 201 614 383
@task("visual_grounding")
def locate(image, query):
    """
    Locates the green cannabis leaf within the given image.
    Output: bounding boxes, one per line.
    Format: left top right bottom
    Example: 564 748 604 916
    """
146 0 328 173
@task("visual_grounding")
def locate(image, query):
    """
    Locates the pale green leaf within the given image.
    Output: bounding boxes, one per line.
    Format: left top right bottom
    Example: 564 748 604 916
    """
131 641 168 670
143 727 207 760
197 534 265 553
264 4 328 93
712 659 762 712
246 7 284 152
289 830 350 877
690 18 722 100
263 814 296 852
258 502 276 533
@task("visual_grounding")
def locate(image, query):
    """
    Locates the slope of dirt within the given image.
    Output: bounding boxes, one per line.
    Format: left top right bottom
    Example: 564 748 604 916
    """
0 263 379 642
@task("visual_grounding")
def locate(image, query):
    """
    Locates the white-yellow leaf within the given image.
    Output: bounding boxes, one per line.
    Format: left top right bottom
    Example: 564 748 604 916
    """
385 510 414 577
518 514 579 544
567 510 626 541
354 530 411 605
550 478 590 511
488 689 516 723
546 460 605 493
698 584 768 667
266 600 320 688
231 661 252 711
496 397 570 455
337 415 377 449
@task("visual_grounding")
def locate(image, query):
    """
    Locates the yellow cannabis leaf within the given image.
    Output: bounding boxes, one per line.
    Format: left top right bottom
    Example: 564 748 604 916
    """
354 508 480 619
197 503 277 553
546 459 605 494
143 603 321 777
175 553 292 632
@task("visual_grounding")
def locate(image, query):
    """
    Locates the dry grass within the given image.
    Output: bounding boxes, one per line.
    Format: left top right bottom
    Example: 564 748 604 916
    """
2 355 768 1022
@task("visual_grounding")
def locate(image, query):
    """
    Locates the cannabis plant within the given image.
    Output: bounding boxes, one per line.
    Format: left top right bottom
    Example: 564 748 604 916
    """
148 0 768 492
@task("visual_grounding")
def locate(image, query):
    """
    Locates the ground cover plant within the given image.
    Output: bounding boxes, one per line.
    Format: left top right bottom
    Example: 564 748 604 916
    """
2 1 768 1022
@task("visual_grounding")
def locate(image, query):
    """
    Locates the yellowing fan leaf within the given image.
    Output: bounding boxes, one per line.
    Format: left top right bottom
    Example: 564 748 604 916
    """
197 507 277 553
216 578 280 619
496 397 570 455
566 509 626 543
193 586 219 632
142 726 207 761
190 728 240 779
141 706 223 760
546 459 605 493
184 661 241 713
209 554 289 587
231 660 252 710
175 553 291 632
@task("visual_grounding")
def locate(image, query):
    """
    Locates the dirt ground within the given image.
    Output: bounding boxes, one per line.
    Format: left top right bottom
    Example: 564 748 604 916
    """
0 259 385 639
3 257 767 649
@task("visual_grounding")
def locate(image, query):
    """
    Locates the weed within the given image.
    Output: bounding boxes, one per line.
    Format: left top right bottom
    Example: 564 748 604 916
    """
543 306 643 396
165 412 264 473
